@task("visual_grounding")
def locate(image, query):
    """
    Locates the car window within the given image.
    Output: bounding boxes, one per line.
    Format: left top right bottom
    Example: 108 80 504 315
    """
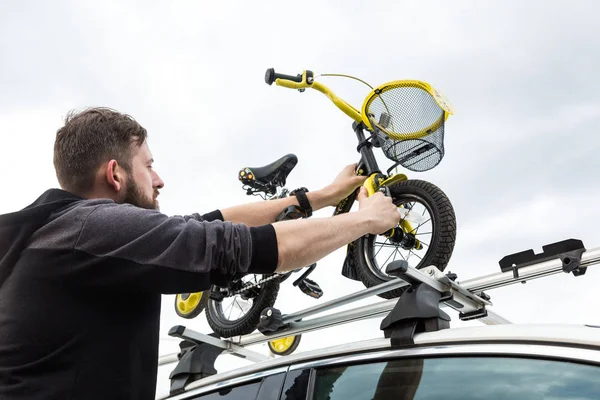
280 369 311 400
312 356 600 400
257 373 286 400
189 380 261 400
186 373 286 400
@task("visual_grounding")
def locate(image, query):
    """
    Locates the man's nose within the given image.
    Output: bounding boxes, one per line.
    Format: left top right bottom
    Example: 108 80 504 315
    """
153 172 165 189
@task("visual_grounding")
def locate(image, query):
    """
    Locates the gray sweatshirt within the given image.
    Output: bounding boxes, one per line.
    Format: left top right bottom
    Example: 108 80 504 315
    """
0 189 278 400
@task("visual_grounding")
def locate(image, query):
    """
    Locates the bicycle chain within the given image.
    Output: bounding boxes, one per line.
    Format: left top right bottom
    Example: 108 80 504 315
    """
228 274 286 296
225 191 295 297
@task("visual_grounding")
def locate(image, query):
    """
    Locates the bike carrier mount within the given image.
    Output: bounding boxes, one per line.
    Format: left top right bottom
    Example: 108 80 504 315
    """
164 238 599 395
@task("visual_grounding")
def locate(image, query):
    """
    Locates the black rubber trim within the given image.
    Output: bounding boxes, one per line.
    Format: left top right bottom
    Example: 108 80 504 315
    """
201 210 224 222
248 224 278 273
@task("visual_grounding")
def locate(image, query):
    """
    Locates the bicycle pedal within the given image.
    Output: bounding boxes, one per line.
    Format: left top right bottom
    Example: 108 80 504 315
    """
297 278 323 299
292 263 317 286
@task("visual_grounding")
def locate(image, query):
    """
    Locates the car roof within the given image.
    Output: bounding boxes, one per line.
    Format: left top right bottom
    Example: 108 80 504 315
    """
169 323 600 396
414 323 600 347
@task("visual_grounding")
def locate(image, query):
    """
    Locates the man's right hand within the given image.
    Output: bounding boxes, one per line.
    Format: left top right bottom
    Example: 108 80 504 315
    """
273 185 402 273
357 186 401 235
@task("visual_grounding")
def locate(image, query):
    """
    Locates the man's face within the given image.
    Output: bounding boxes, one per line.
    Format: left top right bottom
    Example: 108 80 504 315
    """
123 141 164 210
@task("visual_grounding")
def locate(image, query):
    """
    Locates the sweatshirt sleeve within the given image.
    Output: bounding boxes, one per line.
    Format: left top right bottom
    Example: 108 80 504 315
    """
71 203 277 293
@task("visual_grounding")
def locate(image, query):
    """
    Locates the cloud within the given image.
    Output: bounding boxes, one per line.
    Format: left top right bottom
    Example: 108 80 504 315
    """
3 0 600 397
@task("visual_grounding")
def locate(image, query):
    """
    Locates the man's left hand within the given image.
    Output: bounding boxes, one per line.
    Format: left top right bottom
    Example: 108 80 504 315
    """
322 163 368 207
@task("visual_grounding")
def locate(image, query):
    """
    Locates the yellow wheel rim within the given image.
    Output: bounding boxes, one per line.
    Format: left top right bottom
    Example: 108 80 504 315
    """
269 336 296 354
176 292 203 315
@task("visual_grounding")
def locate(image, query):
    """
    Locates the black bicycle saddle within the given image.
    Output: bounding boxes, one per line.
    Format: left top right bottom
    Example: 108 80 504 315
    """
239 154 298 187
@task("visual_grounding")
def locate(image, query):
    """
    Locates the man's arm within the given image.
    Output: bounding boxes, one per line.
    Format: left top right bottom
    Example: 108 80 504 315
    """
41 201 276 294
221 164 367 226
220 189 330 227
31 186 397 294
273 188 400 273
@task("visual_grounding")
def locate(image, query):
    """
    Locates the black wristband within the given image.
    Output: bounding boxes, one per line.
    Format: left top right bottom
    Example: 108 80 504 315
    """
291 187 312 217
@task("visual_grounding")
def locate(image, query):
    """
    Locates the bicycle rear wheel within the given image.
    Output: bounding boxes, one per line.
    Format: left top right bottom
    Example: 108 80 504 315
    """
205 274 280 338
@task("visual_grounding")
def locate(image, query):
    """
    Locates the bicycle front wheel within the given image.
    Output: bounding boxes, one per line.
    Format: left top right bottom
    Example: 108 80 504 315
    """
353 179 456 299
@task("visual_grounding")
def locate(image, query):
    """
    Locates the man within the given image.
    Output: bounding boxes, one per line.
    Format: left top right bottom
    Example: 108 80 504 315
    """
0 107 400 399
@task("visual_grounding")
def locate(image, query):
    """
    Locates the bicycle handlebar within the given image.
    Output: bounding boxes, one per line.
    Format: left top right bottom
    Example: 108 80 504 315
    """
265 68 304 85
264 68 363 124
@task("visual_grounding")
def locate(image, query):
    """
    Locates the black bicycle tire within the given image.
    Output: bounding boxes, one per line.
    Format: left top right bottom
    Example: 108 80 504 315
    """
206 276 280 338
353 179 456 299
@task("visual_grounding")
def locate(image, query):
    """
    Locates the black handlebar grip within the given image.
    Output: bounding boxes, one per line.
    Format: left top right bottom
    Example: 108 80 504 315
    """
265 68 303 85
265 68 276 85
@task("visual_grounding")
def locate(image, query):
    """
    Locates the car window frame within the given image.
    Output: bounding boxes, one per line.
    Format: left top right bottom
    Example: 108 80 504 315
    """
290 343 600 399
165 342 600 400
290 342 600 372
167 366 289 400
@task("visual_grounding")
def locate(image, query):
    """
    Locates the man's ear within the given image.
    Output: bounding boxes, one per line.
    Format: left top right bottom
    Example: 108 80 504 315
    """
105 159 125 192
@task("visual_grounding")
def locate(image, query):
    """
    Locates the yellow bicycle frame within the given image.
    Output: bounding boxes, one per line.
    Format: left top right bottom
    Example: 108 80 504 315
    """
275 72 421 242
275 72 363 124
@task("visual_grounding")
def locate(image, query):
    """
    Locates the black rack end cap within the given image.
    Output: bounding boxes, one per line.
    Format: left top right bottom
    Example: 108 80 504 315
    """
169 325 186 337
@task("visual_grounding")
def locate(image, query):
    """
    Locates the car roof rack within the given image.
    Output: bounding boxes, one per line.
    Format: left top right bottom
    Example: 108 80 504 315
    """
163 238 598 396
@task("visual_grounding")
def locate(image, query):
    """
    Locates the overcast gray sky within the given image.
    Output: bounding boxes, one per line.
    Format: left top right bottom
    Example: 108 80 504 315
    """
2 0 600 398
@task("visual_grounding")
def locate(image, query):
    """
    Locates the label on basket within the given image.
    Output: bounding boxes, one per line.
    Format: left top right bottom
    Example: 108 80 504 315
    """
432 88 455 115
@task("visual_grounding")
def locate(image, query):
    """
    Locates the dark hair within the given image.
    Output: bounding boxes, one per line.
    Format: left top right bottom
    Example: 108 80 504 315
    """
53 107 147 194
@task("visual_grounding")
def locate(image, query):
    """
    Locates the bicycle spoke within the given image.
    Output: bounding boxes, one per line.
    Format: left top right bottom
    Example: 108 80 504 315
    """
396 248 407 261
380 249 396 271
224 301 234 316
380 247 407 273
415 232 432 236
409 249 422 260
408 218 431 234
375 242 402 249
227 299 235 320
233 298 244 319
374 238 390 258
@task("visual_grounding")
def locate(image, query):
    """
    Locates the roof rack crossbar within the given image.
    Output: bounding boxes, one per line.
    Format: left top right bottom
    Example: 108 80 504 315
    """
164 238 597 395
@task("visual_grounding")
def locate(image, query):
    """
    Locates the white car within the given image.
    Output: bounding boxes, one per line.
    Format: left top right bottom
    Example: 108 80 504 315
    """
160 323 600 400
159 240 600 399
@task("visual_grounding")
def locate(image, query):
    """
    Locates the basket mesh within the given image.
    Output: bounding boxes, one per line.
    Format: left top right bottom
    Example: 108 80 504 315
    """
367 84 446 172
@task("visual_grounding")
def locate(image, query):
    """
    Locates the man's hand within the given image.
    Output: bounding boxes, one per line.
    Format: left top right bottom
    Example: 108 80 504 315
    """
223 163 369 226
357 187 401 234
321 163 368 207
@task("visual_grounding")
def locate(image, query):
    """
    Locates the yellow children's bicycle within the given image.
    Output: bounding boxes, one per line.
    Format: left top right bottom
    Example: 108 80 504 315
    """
175 68 457 343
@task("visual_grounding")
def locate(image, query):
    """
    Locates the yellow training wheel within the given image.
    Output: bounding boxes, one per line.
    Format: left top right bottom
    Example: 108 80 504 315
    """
175 292 207 319
268 335 302 356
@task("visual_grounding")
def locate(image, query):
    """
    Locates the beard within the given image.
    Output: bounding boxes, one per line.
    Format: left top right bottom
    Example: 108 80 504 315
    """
123 177 159 210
